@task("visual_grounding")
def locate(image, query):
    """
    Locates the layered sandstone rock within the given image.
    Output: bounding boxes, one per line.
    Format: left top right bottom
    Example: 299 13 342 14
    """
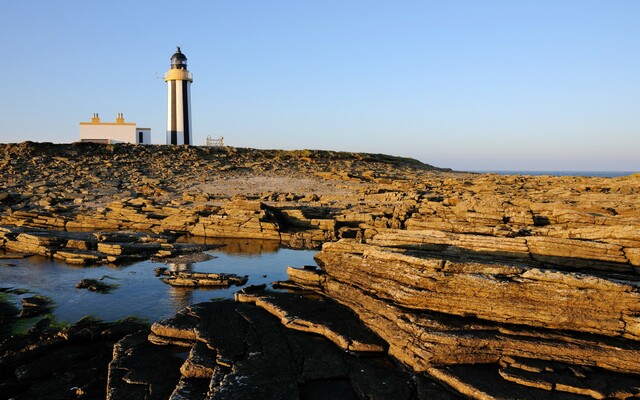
296 236 640 398
3 142 640 398
0 226 209 265
155 267 248 287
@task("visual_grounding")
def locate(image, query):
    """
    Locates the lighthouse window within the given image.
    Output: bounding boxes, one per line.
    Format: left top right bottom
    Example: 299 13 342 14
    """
138 132 143 143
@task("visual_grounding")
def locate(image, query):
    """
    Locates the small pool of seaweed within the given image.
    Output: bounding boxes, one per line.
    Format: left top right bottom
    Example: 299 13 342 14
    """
0 238 318 324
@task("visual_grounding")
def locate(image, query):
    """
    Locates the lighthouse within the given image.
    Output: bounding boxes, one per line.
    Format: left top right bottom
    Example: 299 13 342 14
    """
165 47 193 145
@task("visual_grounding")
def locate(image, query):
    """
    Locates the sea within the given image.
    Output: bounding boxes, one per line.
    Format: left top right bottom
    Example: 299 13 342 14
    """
474 171 637 178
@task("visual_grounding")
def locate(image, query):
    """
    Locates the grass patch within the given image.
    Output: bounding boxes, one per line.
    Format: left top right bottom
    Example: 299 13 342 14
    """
10 313 71 335
116 315 151 325
11 316 44 334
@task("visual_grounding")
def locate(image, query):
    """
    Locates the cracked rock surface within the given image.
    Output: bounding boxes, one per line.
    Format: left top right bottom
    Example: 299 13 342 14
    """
109 299 458 400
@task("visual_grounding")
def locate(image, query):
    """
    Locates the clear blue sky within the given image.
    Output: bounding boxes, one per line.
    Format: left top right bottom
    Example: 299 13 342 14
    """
1 1 639 171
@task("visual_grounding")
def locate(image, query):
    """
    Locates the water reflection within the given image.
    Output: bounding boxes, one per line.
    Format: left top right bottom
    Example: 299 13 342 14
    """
165 262 193 312
167 284 239 314
183 236 281 255
168 262 193 272
168 286 193 312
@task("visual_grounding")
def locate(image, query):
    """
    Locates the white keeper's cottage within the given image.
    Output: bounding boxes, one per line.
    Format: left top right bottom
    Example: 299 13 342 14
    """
79 113 151 144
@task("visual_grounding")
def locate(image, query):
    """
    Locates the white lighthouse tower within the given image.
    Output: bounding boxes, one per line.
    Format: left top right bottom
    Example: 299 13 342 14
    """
165 47 193 145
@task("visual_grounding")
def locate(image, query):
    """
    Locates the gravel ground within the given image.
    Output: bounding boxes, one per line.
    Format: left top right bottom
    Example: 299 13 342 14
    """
194 174 368 198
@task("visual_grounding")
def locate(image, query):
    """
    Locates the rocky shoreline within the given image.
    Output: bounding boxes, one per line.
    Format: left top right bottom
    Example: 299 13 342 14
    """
1 142 640 399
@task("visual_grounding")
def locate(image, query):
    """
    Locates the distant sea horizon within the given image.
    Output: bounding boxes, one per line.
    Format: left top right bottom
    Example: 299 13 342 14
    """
472 171 637 178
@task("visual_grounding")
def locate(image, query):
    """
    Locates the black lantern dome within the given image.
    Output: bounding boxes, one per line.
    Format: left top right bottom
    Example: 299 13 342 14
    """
170 47 188 69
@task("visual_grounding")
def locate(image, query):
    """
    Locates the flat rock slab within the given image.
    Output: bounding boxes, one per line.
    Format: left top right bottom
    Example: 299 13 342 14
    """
0 297 18 338
428 364 593 400
19 295 52 318
122 299 447 399
75 278 117 293
150 308 199 342
157 269 248 287
499 356 640 399
236 289 387 352
0 226 213 266
169 377 211 400
152 252 215 265
0 252 33 259
107 330 184 400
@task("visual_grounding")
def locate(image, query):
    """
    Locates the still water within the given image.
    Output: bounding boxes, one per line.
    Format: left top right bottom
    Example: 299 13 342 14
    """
0 238 318 324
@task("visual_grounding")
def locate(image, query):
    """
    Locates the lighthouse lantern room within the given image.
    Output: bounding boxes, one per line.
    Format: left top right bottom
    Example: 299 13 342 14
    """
165 47 193 145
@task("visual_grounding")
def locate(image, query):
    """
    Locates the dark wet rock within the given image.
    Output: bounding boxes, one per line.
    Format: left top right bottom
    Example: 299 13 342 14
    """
114 300 447 399
236 283 266 294
0 295 18 319
236 289 386 352
152 252 215 264
0 192 20 204
427 364 602 400
14 343 106 384
98 242 162 256
107 330 184 400
0 294 19 339
347 356 416 400
412 374 467 400
498 356 640 399
94 231 170 244
19 295 53 318
0 315 147 400
75 278 117 293
270 280 302 290
169 377 210 400
189 301 250 368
